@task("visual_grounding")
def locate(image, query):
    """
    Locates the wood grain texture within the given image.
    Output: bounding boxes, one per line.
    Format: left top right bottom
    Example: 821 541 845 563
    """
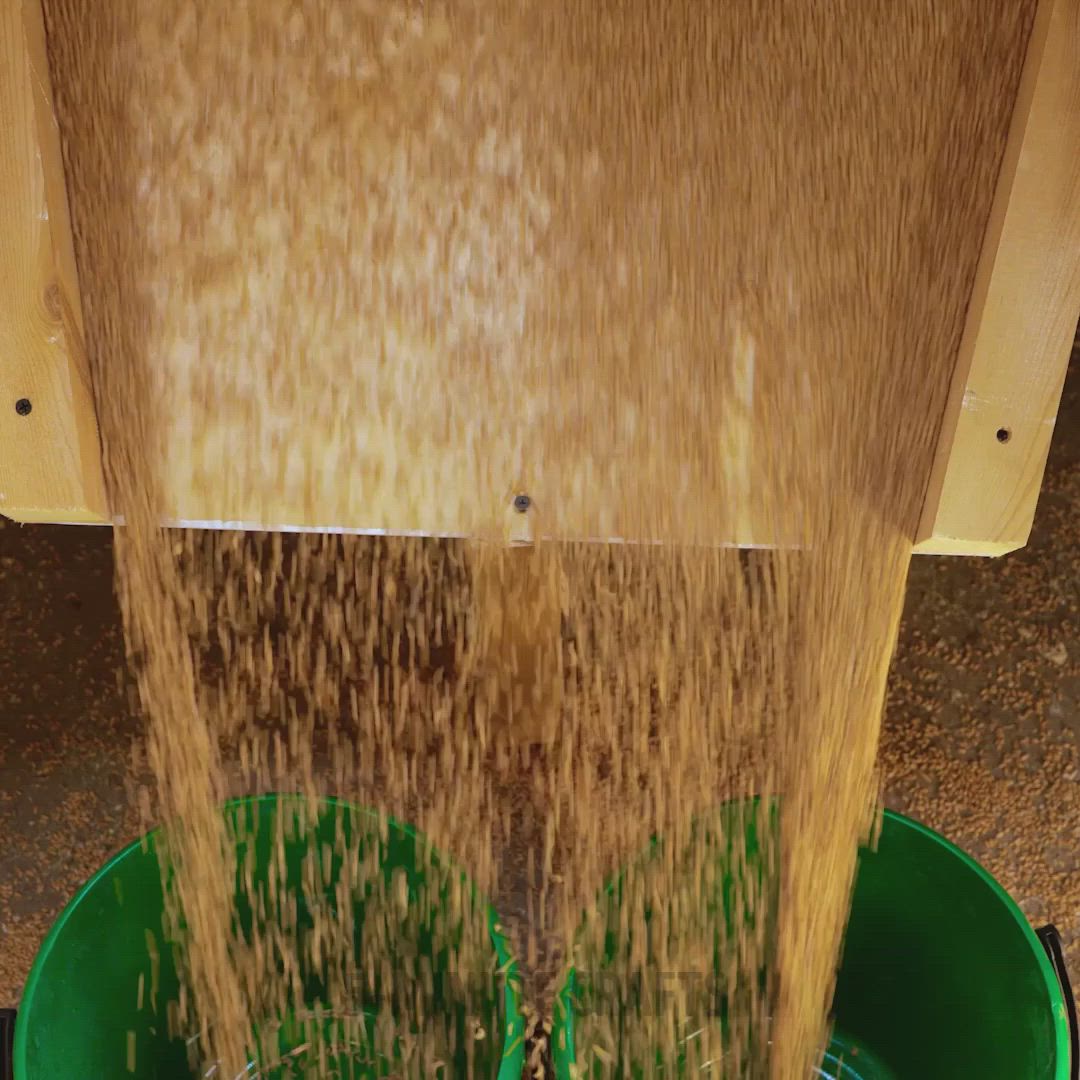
0 0 107 524
42 1 1034 545
915 0 1080 557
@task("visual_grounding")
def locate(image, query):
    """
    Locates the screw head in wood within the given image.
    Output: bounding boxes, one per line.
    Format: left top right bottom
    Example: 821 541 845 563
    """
15 398 32 416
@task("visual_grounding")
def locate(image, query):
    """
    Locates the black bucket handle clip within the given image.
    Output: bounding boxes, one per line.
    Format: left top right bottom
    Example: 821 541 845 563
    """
1038 924 1079 1080
0 1008 14 1080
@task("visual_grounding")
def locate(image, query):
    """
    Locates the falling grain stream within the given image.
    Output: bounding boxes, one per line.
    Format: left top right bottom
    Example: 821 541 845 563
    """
40 0 1036 1074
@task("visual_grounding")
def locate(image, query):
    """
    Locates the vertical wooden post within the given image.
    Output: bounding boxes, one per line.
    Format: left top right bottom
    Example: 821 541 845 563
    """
915 0 1080 556
0 0 108 524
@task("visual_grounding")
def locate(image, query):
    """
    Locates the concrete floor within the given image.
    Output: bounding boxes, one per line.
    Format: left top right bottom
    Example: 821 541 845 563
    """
2 340 1078 1023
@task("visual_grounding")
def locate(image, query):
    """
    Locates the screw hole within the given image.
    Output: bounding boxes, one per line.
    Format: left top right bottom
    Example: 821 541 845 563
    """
14 398 32 416
513 493 531 513
996 427 1011 444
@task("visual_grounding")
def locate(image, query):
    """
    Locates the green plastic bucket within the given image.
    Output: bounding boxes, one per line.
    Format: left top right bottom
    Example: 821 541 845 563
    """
553 808 1077 1078
5 794 525 1079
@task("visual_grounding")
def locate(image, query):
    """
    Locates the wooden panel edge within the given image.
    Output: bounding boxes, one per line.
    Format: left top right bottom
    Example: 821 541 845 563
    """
0 0 108 525
915 0 1080 557
911 535 1020 558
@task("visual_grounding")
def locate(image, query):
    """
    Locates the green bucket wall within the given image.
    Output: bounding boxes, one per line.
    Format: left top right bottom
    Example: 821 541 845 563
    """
553 809 1074 1079
10 794 525 1079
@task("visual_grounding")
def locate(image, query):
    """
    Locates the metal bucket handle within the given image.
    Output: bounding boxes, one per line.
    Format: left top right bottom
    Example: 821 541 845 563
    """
1038 924 1079 1080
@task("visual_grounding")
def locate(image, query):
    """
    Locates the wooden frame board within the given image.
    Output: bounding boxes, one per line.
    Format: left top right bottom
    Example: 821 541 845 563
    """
915 0 1080 556
2 0 1077 555
0 0 107 524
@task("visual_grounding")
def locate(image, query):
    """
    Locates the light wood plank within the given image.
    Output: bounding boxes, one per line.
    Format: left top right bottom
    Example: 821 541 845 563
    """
15 2 1071 553
915 0 1080 557
0 0 107 524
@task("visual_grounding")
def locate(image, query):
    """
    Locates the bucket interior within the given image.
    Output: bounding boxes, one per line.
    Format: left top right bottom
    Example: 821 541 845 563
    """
553 807 1068 1078
832 812 1065 1079
14 794 525 1079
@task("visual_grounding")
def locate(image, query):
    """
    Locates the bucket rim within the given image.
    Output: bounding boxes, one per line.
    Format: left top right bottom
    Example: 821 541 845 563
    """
550 806 1071 1079
14 792 526 1079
